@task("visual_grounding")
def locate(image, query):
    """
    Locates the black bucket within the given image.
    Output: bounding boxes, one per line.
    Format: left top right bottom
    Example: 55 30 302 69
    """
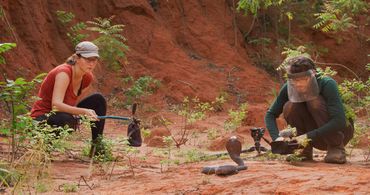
127 118 142 147
271 141 300 154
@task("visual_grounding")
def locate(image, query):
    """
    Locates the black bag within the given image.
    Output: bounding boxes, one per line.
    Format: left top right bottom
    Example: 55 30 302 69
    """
127 118 142 147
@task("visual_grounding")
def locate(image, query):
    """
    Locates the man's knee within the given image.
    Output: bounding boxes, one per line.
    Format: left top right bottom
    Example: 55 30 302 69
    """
312 130 345 151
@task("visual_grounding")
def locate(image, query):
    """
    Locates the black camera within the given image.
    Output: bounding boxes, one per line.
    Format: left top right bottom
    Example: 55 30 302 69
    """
247 127 267 154
250 127 265 142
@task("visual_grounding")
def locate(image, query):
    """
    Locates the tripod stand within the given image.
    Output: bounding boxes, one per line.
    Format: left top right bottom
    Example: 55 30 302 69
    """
245 127 268 154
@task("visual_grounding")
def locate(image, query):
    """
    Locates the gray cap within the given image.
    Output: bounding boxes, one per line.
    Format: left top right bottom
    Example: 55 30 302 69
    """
75 41 99 58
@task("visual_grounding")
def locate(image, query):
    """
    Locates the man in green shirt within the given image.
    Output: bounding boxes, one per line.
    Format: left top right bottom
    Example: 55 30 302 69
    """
265 56 354 164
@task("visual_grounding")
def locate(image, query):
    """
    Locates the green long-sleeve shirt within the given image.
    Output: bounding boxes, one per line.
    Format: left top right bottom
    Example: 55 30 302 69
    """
265 76 347 141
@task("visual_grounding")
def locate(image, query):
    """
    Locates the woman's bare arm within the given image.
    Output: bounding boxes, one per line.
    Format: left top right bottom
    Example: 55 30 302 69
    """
52 72 97 119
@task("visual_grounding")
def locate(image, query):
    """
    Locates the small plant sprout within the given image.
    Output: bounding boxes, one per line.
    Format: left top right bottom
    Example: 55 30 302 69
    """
161 97 213 148
224 103 248 132
119 138 140 176
59 183 79 193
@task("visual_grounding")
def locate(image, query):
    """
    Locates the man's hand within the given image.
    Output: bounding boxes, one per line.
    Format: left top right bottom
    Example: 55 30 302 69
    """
279 128 296 138
293 134 309 146
274 136 289 142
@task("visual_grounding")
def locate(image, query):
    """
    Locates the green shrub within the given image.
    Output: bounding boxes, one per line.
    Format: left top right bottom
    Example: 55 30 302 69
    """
182 149 206 163
0 166 20 187
82 137 114 162
123 76 161 105
224 103 248 132
35 181 49 193
0 43 16 64
313 0 368 32
59 183 78 193
56 11 89 46
87 16 129 70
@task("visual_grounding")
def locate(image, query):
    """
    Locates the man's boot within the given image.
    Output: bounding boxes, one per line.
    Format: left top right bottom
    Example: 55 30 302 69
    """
300 145 313 161
324 144 346 164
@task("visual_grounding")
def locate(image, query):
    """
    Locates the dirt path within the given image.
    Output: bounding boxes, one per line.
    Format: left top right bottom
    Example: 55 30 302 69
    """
41 119 369 195
0 115 368 194
49 156 369 194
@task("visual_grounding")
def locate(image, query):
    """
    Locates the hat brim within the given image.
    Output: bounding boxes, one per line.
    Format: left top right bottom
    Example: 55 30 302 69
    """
80 52 100 58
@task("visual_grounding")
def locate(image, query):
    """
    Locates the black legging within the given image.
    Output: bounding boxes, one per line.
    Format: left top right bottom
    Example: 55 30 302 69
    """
35 93 107 141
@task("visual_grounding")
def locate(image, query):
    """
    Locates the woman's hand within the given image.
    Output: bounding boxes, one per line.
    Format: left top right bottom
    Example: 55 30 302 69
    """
83 108 99 121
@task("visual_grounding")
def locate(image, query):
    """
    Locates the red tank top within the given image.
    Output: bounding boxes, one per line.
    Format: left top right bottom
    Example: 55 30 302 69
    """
30 64 93 118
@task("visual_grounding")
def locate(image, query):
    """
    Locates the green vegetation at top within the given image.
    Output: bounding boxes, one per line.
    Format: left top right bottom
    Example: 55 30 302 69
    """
237 0 286 16
56 11 129 71
56 11 89 47
313 0 368 32
87 15 129 70
237 0 368 77
237 0 368 33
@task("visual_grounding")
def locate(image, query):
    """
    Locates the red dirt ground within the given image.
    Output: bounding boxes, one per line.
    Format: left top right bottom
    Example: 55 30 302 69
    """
43 120 369 195
0 0 369 194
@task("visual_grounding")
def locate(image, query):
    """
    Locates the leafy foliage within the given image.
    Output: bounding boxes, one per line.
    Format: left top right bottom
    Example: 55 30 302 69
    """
0 74 45 115
55 10 74 24
338 78 369 122
224 103 248 132
161 97 214 148
177 97 213 124
123 76 161 105
82 137 114 162
56 11 89 46
0 165 19 188
181 149 207 163
0 44 47 163
238 0 368 33
207 128 220 140
316 61 369 123
248 37 272 45
237 0 287 16
276 46 311 71
211 94 227 112
0 43 16 65
349 123 369 149
0 44 76 193
313 0 368 32
1 115 73 193
59 183 78 193
87 16 129 70
313 5 355 32
55 12 129 70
